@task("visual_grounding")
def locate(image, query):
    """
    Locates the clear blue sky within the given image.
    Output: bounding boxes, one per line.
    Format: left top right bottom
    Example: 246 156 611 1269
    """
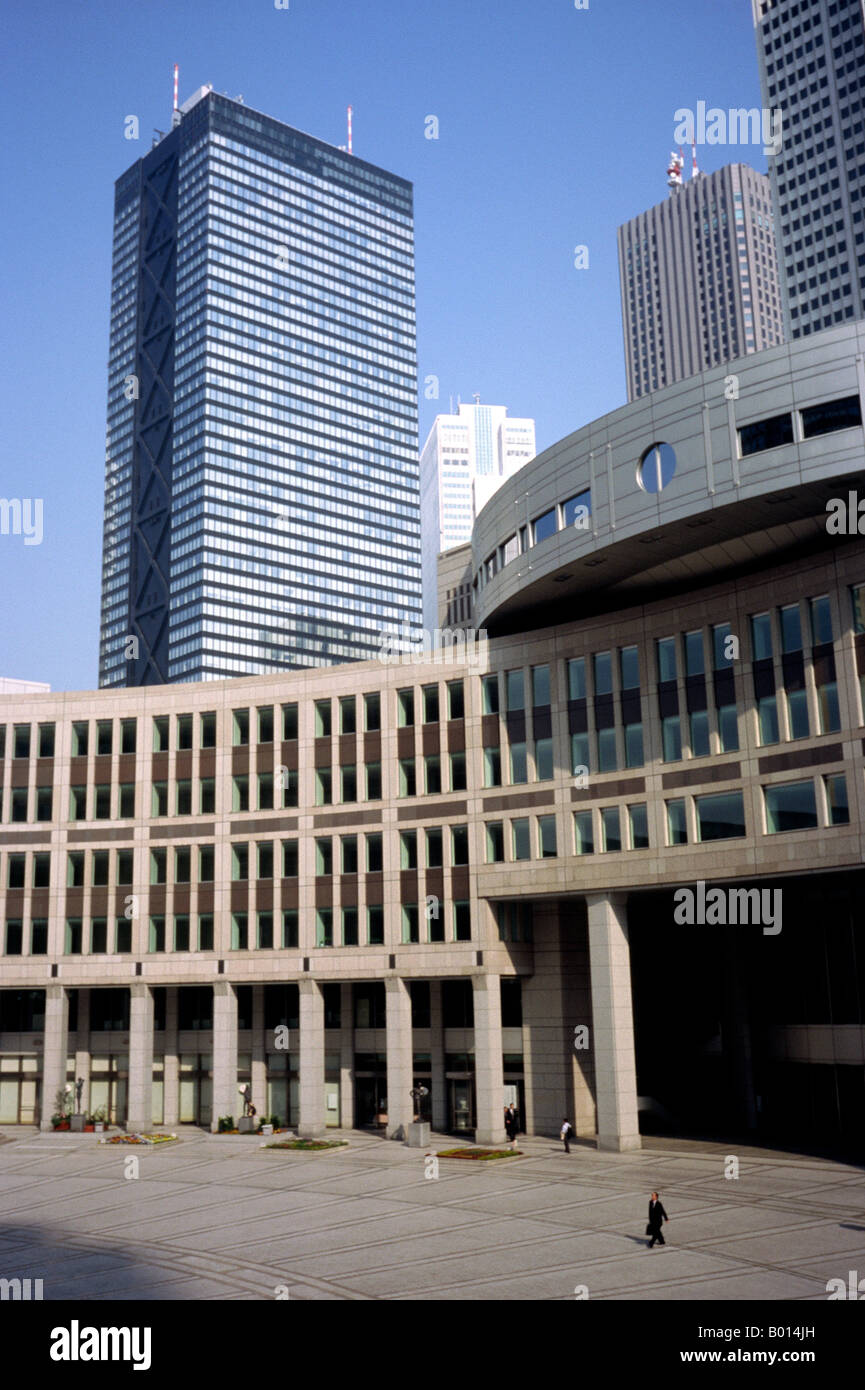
0 0 765 692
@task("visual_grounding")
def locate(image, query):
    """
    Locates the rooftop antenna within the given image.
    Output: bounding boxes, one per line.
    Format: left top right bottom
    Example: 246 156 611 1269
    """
691 137 701 179
347 105 353 155
666 147 684 194
472 393 481 405
173 63 179 113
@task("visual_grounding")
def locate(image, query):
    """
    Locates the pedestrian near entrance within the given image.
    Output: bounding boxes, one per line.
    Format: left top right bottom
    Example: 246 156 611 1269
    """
646 1191 669 1248
560 1118 573 1153
504 1103 519 1148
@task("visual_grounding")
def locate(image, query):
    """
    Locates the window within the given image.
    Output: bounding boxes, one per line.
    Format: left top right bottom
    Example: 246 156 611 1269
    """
340 836 358 875
563 489 591 527
509 741 527 783
365 762 382 800
597 727 617 773
696 791 746 841
341 765 357 803
574 811 594 854
175 847 191 883
257 842 273 880
67 852 85 887
426 827 443 869
624 722 644 767
282 840 298 877
628 804 649 849
506 670 525 711
800 394 861 438
450 751 467 791
258 706 274 743
199 779 215 814
739 411 793 455
281 704 298 740
534 737 554 780
176 780 192 816
712 624 734 669
71 722 88 757
532 507 557 543
367 905 384 945
657 638 677 683
232 776 249 813
341 907 358 947
153 716 170 752
314 700 331 737
538 815 557 858
600 806 621 852
402 904 420 944
200 712 216 748
397 689 414 727
424 755 442 795
399 759 416 797
231 914 248 951
175 916 190 952
70 786 87 820
366 833 383 873
65 920 82 955
779 604 803 653
36 787 53 821
764 779 818 834
282 911 298 948
94 786 111 820
483 746 502 787
481 674 499 714
37 723 55 758
453 902 471 941
315 910 333 948
567 658 586 700
512 819 530 861
447 680 464 720
198 916 214 951
257 913 273 949
684 631 705 676
751 613 773 661
619 646 639 690
422 685 439 723
810 596 833 646
315 768 332 806
177 714 193 750
825 775 849 826
662 716 682 762
816 678 841 734
198 845 214 882
593 652 612 696
689 710 710 757
231 844 248 881
281 767 299 808
400 830 417 869
92 851 109 887
571 731 590 776
757 695 779 746
33 853 50 888
149 917 165 953
7 855 25 888
531 665 551 706
486 822 504 862
315 839 333 876
11 789 28 822
339 697 356 735
852 585 865 636
364 692 381 731
119 784 135 818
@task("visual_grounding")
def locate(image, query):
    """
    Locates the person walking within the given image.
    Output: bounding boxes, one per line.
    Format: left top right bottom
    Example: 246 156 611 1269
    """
560 1118 573 1153
504 1103 519 1149
647 1191 669 1248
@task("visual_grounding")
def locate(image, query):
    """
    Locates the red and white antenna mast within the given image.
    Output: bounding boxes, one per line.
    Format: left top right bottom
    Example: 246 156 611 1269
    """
347 105 353 155
173 63 179 113
691 137 701 179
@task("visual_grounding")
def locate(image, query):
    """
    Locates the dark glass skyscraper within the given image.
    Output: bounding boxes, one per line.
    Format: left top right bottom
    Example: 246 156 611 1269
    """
100 87 421 686
752 0 865 338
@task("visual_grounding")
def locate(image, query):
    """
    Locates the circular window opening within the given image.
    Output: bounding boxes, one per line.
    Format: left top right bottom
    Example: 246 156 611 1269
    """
637 441 676 494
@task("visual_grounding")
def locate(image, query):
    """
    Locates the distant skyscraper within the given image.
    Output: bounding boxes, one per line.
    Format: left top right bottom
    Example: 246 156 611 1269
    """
617 163 784 401
419 401 535 630
100 86 421 686
752 0 865 338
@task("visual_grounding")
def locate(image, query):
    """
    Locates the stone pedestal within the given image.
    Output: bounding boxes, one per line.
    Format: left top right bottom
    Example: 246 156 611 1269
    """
238 1116 256 1133
405 1122 430 1148
70 1114 85 1132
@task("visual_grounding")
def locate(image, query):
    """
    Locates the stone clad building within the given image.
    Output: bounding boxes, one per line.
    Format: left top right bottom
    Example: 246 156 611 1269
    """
2 321 865 1152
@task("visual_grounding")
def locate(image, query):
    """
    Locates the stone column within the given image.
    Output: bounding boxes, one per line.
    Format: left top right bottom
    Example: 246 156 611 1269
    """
385 977 413 1140
163 987 179 1127
586 893 641 1152
251 984 267 1118
339 982 354 1130
297 979 325 1137
40 986 69 1130
127 985 154 1131
472 973 506 1145
73 987 91 1118
429 980 446 1132
211 982 238 1132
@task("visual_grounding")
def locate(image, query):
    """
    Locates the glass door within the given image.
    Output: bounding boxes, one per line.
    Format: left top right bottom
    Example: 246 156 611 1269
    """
448 1078 475 1133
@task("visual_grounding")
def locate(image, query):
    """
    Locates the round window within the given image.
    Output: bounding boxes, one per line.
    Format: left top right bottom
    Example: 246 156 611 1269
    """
637 441 676 494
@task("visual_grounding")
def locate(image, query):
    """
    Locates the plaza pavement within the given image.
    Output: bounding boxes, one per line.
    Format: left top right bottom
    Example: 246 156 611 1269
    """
0 1127 863 1300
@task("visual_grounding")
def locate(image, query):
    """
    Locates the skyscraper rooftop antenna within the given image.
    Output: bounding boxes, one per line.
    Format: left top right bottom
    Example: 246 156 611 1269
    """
666 148 684 193
173 64 179 113
347 106 353 155
691 137 701 179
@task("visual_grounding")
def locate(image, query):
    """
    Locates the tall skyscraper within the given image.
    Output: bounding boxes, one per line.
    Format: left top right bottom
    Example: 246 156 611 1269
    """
752 0 865 338
100 86 421 687
419 401 535 630
617 162 784 401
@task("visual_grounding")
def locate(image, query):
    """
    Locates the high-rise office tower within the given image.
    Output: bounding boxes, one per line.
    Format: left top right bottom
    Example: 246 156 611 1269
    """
419 401 535 630
100 86 421 687
752 0 865 338
617 162 784 401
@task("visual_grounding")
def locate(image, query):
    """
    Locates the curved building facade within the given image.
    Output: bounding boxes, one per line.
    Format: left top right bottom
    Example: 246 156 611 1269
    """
2 323 865 1153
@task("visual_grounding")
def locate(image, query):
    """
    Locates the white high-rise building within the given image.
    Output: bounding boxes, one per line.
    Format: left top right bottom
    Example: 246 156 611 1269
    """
420 400 535 629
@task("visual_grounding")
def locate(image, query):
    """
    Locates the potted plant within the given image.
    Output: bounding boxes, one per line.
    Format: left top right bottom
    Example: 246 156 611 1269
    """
91 1106 108 1133
217 1115 235 1133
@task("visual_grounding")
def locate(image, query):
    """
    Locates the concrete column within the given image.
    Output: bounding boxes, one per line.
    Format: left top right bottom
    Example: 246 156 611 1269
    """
339 982 354 1130
429 980 446 1132
385 977 413 1140
297 979 325 1137
73 987 91 1117
163 987 179 1127
587 893 641 1152
211 982 238 1132
127 985 154 1131
251 984 266 1117
40 986 69 1130
472 973 506 1146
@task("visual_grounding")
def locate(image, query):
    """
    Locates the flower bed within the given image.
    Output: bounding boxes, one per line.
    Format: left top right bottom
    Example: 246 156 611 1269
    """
263 1139 347 1151
436 1147 522 1161
99 1133 178 1145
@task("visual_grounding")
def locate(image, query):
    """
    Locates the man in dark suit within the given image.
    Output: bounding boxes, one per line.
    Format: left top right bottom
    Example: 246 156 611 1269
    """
647 1191 669 1247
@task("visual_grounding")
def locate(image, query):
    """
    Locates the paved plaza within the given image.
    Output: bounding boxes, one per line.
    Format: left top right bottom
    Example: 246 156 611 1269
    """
0 1128 863 1300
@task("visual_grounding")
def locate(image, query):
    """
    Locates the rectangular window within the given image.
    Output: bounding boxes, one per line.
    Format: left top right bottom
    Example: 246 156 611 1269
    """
624 723 644 768
364 692 381 731
481 674 499 714
447 680 464 720
65 919 82 955
399 759 416 797
94 786 111 821
453 901 471 941
37 723 55 758
33 853 50 888
851 585 865 636
200 711 216 748
122 719 137 754
486 822 504 862
534 737 554 780
119 784 135 818
512 818 531 861
198 846 214 882
199 778 215 814
400 830 417 870
342 907 358 947
696 791 746 841
628 804 649 849
174 847 191 884
401 904 420 944
764 780 818 833
232 776 249 813
739 411 793 455
341 835 358 875
509 741 528 783
257 913 273 950
757 695 779 746
315 838 333 877
597 727 617 772
366 833 383 873
367 905 384 945
7 855 25 888
483 746 502 787
36 787 53 821
231 844 248 881
70 786 87 821
689 709 710 757
426 827 443 869
567 658 587 700
619 646 639 690
149 916 165 953
281 768 299 808
571 731 590 776
340 765 357 803
785 687 810 740
315 768 332 806
314 700 331 737
282 911 298 948
574 810 594 854
684 631 705 676
422 685 439 723
150 848 167 886
257 707 274 744
600 806 621 852
532 507 557 543
67 852 85 888
816 680 841 735
339 697 356 735
450 750 467 791
780 604 803 654
315 909 333 948
177 714 193 751
657 638 677 683
282 840 298 877
31 920 48 955
281 704 298 741
71 722 88 757
751 613 773 661
712 624 734 669
364 761 382 800
257 842 273 880
231 914 248 951
531 664 551 706
176 780 192 816
718 705 739 752
662 716 682 762
174 916 190 952
825 775 849 826
538 815 557 858
397 689 414 727
153 716 170 752
424 755 442 795
11 788 28 822
593 652 612 696
800 394 861 439
506 669 525 711
809 596 833 646
667 799 687 845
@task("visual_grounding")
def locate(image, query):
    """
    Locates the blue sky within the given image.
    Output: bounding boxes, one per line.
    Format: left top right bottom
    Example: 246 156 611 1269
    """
0 0 766 692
